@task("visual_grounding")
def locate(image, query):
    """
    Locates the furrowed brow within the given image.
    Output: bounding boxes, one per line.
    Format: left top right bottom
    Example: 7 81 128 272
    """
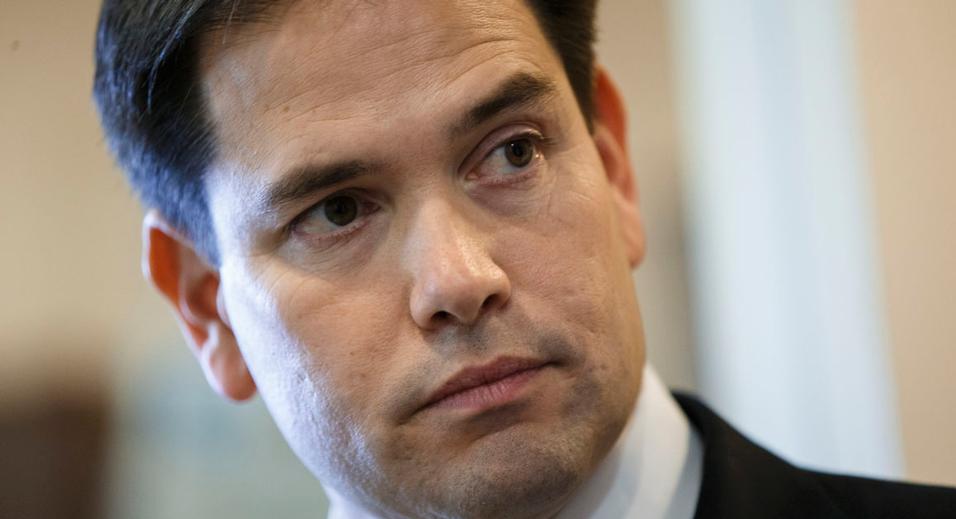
451 72 559 138
263 160 374 213
260 73 557 214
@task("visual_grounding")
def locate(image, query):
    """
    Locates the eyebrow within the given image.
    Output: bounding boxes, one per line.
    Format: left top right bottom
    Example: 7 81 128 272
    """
263 160 374 213
450 72 560 138
262 72 559 212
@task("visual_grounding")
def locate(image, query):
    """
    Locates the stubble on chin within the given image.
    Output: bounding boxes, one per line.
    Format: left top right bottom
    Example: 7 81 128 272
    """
334 329 636 519
396 348 627 518
422 435 584 519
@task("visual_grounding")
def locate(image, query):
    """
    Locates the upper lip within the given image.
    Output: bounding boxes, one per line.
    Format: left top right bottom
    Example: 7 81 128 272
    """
422 356 549 409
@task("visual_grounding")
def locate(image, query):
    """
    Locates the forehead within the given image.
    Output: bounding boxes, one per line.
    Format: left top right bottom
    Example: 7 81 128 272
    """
198 0 566 176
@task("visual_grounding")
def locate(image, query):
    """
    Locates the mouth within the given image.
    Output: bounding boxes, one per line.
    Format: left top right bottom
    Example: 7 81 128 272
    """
422 357 551 413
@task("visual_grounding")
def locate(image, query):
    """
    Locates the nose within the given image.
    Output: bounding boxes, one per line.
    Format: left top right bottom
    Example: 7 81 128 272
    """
405 201 511 331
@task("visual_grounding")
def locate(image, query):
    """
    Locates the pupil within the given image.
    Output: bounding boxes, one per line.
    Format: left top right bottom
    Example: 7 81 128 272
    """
324 196 358 226
505 139 534 167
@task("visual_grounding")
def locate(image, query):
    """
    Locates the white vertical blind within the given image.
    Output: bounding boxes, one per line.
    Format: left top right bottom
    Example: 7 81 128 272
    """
669 0 903 478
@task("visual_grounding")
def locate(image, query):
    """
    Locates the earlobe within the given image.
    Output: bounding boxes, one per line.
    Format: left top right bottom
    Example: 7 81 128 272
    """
142 211 257 402
592 67 646 268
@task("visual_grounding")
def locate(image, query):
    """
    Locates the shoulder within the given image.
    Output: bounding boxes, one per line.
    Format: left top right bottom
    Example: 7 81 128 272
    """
811 470 956 518
672 392 956 519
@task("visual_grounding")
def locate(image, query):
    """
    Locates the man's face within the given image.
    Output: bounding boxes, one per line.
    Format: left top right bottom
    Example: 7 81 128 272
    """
199 0 645 516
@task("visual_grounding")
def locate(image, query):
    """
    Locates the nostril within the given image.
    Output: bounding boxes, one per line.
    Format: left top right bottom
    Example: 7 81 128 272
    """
481 294 497 310
434 310 451 323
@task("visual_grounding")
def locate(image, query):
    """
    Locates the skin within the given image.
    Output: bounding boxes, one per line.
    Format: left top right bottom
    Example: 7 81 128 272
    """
145 0 648 517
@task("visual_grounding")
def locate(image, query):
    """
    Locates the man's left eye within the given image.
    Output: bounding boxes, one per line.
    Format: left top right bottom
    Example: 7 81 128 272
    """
503 138 535 168
476 136 540 180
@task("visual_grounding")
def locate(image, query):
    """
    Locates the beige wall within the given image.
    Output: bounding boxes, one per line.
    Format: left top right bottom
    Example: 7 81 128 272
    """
853 0 956 486
0 0 171 406
596 0 697 390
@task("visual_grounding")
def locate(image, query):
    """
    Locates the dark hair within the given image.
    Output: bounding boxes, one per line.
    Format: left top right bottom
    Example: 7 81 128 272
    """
93 0 598 265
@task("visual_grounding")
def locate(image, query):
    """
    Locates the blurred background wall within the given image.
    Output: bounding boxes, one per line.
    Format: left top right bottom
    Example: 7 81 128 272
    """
0 0 953 517
852 0 956 487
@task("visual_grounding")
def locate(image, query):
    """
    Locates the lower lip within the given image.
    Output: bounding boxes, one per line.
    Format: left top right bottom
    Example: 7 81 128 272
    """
430 366 546 411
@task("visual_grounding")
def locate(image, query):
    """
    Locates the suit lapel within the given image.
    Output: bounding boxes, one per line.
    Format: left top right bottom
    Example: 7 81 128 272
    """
673 393 851 519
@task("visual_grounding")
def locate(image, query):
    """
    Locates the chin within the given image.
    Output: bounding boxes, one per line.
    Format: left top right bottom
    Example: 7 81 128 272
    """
377 421 594 519
432 440 582 519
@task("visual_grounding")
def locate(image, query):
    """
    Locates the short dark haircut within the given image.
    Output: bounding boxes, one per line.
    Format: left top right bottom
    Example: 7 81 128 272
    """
93 0 599 265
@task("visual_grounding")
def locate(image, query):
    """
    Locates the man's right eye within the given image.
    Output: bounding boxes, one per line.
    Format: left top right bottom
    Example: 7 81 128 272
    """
323 195 359 227
291 192 378 240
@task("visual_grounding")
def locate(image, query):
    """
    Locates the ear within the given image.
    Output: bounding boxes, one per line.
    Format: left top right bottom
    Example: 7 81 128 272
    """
142 210 257 402
592 66 646 268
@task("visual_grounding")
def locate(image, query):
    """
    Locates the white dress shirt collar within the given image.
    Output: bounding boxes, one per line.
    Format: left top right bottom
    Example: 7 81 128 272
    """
556 364 703 519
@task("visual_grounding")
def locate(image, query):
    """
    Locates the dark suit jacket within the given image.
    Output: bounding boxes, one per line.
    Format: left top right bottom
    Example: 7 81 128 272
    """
673 394 956 518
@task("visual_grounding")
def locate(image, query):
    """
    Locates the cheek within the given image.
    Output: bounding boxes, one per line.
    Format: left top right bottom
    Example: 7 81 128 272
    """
258 269 403 398
220 261 411 467
493 159 642 390
507 168 625 313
